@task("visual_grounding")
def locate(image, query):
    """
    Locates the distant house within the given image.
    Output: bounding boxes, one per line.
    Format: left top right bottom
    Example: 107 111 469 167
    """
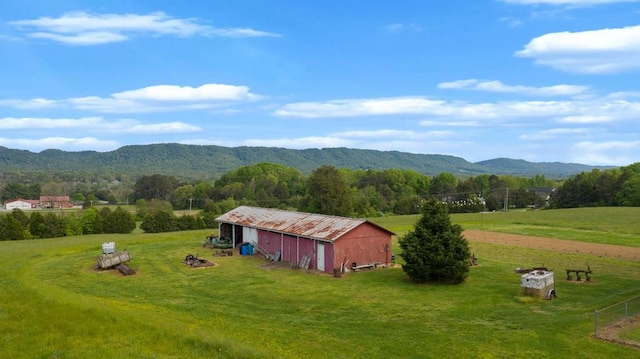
39 196 72 209
4 198 39 210
215 206 395 275
528 187 556 207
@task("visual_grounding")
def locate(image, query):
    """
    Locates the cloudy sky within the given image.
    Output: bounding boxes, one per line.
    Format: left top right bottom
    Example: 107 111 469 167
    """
1 0 640 166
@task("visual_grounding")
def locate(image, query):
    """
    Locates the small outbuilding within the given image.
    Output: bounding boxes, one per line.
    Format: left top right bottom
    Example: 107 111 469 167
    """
215 206 395 275
521 270 556 299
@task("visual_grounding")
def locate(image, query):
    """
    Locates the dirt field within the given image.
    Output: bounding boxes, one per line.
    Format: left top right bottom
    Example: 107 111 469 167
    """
463 229 640 261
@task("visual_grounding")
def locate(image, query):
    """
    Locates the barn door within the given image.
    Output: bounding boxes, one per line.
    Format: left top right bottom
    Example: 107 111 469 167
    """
243 227 258 244
317 242 325 271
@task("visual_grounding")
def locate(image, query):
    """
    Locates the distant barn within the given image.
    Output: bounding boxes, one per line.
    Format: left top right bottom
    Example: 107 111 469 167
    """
3 198 39 210
215 206 395 274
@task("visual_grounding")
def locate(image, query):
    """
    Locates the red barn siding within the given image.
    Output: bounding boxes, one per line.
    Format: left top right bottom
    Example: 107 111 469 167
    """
282 234 294 262
333 223 391 270
256 224 391 274
323 242 335 273
258 230 281 255
298 237 317 269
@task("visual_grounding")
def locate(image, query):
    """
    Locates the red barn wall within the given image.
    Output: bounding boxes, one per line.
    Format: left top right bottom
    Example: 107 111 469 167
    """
333 223 392 270
322 242 335 274
254 223 392 274
258 230 281 255
298 237 317 269
256 231 325 271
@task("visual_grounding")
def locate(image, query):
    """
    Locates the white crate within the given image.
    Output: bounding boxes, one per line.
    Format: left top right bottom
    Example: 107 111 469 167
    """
102 242 116 254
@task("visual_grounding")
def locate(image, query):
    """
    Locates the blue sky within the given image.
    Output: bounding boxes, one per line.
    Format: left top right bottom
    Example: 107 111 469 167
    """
1 0 639 166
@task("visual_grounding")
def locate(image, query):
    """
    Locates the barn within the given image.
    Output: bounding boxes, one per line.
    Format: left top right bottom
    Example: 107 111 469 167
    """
4 198 39 210
215 206 395 274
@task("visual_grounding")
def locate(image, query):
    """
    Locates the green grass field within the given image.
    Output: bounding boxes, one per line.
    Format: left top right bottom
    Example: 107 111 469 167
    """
2 207 640 358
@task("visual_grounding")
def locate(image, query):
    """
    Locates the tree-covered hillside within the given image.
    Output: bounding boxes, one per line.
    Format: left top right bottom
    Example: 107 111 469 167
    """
0 144 614 180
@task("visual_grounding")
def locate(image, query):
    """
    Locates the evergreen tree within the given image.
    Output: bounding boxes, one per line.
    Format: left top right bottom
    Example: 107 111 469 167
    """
64 212 83 236
81 207 101 234
177 214 205 230
399 198 470 284
133 174 180 201
42 212 66 238
140 210 177 233
303 165 353 216
103 207 136 234
201 199 221 228
0 214 25 241
10 209 30 227
29 211 46 238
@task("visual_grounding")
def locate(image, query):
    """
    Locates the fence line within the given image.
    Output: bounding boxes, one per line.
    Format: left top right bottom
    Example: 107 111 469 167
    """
594 295 640 338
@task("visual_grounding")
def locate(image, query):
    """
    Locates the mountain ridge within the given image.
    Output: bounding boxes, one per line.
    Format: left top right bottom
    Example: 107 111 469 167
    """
0 144 616 180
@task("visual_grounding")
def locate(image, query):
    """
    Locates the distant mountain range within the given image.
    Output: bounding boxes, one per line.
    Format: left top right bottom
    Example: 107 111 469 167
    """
0 144 616 179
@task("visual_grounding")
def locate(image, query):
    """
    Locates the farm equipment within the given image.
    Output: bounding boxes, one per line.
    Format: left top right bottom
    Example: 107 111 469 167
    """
515 265 549 274
96 250 131 269
183 254 214 267
95 246 136 276
566 263 592 281
203 236 233 249
214 250 234 257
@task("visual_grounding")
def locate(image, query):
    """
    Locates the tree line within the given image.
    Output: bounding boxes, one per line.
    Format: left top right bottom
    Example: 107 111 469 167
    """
0 207 137 241
2 161 639 229
549 163 640 207
0 203 213 241
127 161 639 214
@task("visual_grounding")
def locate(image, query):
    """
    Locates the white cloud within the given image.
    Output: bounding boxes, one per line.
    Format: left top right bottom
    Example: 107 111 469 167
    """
9 11 280 45
0 117 102 129
0 98 59 109
438 79 588 96
274 97 450 118
273 97 585 120
128 122 201 133
607 91 640 99
0 137 120 152
420 120 482 127
242 136 353 148
0 83 261 113
29 31 128 45
273 96 640 143
559 115 613 123
501 0 639 5
113 84 257 101
499 17 524 27
0 116 200 133
571 140 640 165
385 23 421 33
519 127 588 140
332 129 452 139
516 25 640 73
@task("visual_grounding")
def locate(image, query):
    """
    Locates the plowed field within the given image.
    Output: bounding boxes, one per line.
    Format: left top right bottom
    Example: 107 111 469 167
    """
463 229 640 261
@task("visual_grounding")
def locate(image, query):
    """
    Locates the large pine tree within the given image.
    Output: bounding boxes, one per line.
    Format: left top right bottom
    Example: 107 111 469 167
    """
399 198 470 284
303 165 353 216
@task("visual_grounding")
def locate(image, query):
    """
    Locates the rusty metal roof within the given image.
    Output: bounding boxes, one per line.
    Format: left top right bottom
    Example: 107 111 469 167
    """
216 206 393 242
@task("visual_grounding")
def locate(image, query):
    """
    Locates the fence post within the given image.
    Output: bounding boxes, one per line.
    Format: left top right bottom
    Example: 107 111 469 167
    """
625 302 628 319
594 310 598 337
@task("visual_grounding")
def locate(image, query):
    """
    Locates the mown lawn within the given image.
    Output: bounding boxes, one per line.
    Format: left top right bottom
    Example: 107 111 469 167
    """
372 207 640 247
1 207 640 358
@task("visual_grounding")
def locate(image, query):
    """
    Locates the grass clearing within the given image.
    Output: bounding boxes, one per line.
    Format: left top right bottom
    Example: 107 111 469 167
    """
372 207 640 247
1 208 640 357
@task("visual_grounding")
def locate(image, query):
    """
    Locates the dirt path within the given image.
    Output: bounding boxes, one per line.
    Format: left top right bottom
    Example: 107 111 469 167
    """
463 229 640 261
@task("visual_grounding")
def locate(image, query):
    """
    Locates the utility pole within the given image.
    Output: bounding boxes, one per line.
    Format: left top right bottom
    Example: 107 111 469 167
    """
504 187 509 211
189 197 193 215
